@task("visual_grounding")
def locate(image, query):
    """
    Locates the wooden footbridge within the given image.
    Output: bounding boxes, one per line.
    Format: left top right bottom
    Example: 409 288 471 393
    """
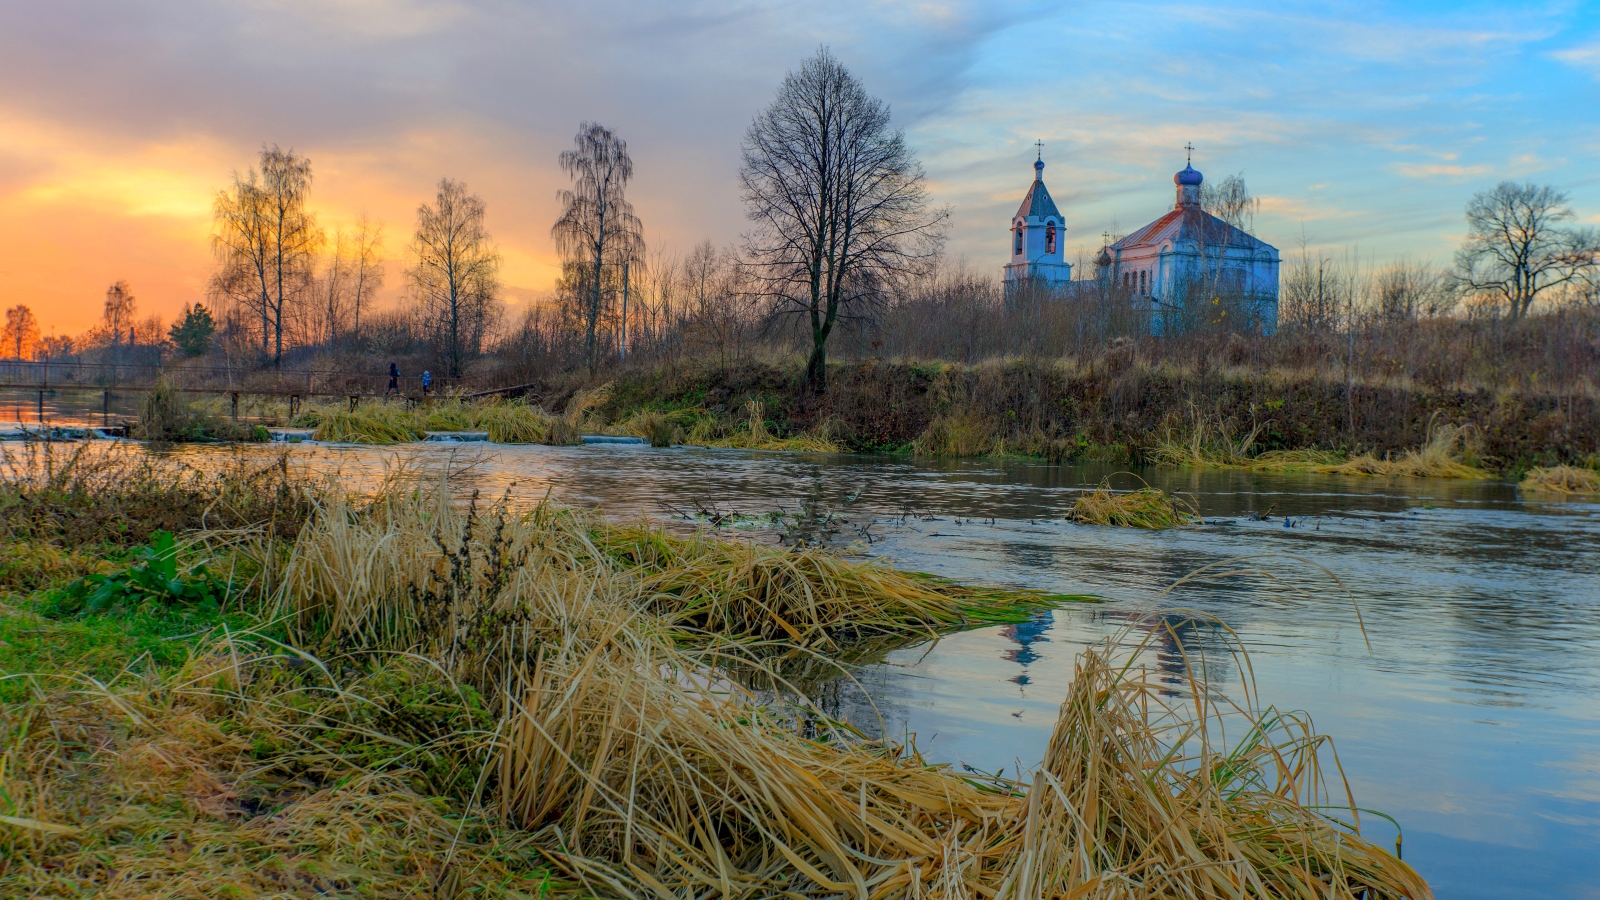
0 360 525 422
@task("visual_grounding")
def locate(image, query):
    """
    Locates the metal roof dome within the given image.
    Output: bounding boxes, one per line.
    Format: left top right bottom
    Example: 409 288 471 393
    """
1174 164 1203 186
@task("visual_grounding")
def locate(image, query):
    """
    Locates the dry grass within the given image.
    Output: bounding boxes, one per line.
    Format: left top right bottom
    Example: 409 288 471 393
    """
712 400 841 453
263 477 1428 899
1068 480 1200 529
912 411 994 458
0 646 572 898
1154 415 1490 480
596 521 1059 645
2 472 1429 899
301 398 568 445
0 442 313 546
1520 464 1600 495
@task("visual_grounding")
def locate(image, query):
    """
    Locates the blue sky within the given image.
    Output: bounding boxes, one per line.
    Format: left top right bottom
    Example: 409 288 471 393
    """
1 0 1596 328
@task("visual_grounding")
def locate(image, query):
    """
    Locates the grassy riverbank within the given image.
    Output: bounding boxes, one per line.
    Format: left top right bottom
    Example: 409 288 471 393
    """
0 447 1429 898
521 356 1598 475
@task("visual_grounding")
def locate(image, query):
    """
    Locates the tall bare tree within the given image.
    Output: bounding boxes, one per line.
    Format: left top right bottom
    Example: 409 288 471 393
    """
741 48 948 393
552 122 644 374
317 227 351 347
210 146 321 367
2 305 39 360
349 213 385 346
410 178 501 378
1454 181 1589 320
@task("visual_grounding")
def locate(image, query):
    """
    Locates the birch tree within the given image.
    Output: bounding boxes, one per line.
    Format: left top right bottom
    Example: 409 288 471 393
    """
551 122 644 374
410 179 501 377
209 146 321 366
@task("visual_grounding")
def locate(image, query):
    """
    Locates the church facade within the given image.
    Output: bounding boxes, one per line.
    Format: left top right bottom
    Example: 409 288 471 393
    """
1003 154 1280 333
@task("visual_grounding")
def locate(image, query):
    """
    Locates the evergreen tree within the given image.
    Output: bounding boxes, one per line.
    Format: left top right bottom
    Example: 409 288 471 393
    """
169 303 216 357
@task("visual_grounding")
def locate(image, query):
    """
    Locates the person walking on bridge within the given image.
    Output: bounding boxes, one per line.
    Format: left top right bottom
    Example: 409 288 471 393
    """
386 361 400 396
421 370 432 397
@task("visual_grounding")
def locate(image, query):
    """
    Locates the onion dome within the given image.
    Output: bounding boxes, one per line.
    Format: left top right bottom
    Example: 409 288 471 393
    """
1174 164 1203 186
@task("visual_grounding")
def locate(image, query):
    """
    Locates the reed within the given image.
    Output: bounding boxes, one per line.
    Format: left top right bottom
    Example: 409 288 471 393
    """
1068 480 1200 528
1520 464 1600 495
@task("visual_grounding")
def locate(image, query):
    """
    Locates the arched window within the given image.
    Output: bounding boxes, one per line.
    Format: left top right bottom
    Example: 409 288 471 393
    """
1045 222 1057 255
1139 270 1146 293
1014 226 1023 256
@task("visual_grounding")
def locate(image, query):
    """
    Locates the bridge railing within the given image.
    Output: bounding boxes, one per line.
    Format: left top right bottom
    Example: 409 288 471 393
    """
0 360 474 398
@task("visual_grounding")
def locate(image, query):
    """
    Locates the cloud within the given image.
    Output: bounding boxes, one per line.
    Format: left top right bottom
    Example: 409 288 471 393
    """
1392 163 1493 180
1551 41 1600 77
0 0 1597 334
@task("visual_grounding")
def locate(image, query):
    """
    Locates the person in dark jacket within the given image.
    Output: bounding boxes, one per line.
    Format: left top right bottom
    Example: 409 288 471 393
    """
386 362 400 395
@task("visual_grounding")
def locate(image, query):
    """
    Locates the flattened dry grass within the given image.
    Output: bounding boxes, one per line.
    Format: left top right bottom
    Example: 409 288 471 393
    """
0 645 571 899
1520 464 1600 495
1068 480 1200 529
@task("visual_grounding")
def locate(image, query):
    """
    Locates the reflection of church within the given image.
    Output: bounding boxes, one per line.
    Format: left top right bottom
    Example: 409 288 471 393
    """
1002 148 1280 333
1000 610 1054 689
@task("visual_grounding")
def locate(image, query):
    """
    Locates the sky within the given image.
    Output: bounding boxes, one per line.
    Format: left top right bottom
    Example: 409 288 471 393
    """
1 0 1597 336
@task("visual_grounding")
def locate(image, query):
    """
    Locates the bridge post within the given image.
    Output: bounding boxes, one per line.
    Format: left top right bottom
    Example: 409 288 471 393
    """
37 389 44 425
103 390 110 427
231 392 239 421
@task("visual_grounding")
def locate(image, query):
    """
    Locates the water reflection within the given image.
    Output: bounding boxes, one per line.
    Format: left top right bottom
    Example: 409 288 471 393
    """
999 610 1052 688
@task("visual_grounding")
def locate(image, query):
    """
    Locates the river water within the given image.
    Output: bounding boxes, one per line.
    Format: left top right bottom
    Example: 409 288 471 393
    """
101 441 1600 897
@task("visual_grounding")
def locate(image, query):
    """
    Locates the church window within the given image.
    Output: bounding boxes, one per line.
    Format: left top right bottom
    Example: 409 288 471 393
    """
1014 227 1022 255
1139 270 1146 293
1045 222 1057 255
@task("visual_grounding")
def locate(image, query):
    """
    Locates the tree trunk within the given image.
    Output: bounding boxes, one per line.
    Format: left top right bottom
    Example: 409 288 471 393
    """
804 333 828 394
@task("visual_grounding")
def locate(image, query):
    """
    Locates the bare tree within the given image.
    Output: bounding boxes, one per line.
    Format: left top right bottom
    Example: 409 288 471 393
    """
1373 260 1450 322
410 178 501 378
740 48 948 393
552 122 645 374
209 146 321 367
317 227 350 347
1454 181 1588 320
102 281 137 348
2 305 40 360
1200 172 1260 234
349 214 385 346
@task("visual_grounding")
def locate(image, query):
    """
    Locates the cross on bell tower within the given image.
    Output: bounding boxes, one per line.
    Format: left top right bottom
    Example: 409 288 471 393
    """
1184 142 1195 165
1035 140 1044 160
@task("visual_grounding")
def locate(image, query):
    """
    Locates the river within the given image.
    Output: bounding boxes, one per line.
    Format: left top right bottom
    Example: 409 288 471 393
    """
88 440 1600 897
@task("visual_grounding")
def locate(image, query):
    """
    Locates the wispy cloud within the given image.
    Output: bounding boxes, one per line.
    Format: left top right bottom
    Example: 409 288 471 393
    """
1392 163 1493 180
1551 41 1600 77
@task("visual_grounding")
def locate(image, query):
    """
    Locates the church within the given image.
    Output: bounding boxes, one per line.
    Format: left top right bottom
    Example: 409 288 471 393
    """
1002 150 1280 333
